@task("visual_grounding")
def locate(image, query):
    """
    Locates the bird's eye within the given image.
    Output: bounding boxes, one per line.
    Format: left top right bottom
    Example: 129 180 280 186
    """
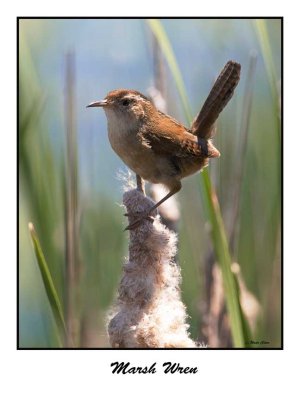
122 99 130 106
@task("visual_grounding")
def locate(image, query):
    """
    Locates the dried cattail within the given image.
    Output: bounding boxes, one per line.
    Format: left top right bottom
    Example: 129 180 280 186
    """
107 187 195 348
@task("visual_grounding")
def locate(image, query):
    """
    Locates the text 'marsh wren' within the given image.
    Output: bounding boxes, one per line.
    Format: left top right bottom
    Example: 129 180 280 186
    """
87 60 241 230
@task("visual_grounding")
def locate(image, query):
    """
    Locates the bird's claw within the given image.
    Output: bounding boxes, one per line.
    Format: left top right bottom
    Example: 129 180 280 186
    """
124 213 155 231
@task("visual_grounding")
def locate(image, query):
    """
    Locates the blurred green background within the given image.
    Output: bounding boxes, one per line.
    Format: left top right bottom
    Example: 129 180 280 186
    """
19 18 281 348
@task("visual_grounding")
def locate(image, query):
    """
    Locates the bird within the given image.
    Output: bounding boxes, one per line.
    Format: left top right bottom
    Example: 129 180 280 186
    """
87 60 241 230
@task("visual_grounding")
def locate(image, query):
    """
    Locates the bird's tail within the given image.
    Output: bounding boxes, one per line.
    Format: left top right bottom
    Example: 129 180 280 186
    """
192 60 241 139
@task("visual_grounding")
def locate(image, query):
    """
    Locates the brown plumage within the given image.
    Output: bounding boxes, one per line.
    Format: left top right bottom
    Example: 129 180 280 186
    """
87 61 241 229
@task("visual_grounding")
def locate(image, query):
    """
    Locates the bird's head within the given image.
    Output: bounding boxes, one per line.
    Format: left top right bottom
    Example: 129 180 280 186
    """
87 89 155 128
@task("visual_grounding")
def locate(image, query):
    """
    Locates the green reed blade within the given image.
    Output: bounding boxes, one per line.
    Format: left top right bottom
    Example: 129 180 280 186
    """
28 222 66 339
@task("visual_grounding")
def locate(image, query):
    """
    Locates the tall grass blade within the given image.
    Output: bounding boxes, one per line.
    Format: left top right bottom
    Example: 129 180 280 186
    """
147 18 246 347
28 222 66 339
64 52 80 347
147 19 192 122
229 53 257 257
253 19 279 110
253 18 281 344
200 174 246 346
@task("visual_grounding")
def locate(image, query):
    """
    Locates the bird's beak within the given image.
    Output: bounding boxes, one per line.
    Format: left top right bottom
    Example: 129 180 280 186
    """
86 100 108 108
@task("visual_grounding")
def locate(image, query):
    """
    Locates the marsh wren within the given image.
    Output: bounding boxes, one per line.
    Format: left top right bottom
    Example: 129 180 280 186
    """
87 60 241 230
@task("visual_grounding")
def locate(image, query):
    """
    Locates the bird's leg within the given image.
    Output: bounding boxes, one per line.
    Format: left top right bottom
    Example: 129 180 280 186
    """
136 174 145 194
146 182 181 216
124 174 146 220
125 181 181 231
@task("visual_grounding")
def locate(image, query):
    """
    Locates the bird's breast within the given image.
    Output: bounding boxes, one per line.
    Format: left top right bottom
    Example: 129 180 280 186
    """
108 127 169 183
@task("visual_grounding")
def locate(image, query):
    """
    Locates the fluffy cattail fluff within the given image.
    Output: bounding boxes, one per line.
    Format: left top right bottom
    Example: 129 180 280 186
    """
107 188 196 348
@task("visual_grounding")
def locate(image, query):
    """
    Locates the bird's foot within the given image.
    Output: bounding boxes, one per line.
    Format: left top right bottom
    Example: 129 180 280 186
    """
124 210 156 231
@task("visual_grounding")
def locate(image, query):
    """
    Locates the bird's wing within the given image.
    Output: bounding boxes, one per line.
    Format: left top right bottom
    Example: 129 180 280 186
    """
141 112 220 158
191 60 241 139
